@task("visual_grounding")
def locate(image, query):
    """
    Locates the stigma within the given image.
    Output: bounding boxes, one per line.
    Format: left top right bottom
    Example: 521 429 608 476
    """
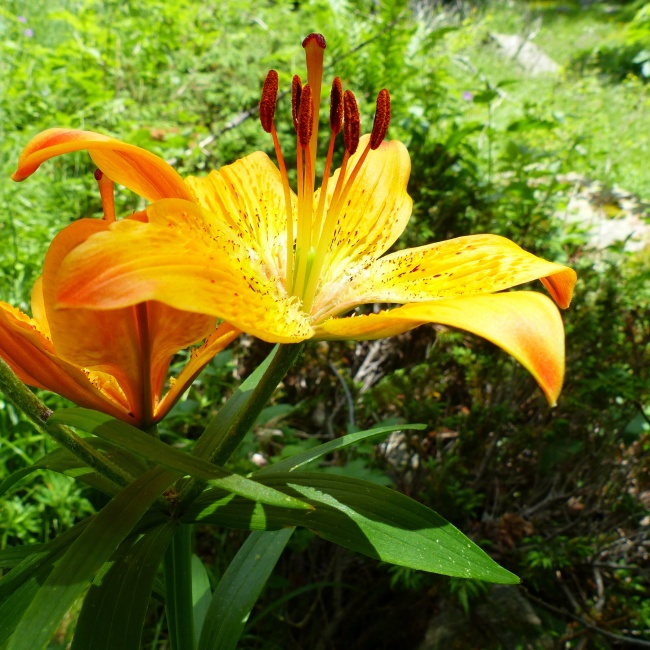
259 33 391 313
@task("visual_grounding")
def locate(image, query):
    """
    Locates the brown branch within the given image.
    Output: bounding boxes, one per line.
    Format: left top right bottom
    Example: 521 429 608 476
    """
524 589 650 648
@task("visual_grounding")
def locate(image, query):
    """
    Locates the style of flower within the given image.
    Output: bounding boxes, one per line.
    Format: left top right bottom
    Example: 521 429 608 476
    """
12 34 576 405
0 171 239 426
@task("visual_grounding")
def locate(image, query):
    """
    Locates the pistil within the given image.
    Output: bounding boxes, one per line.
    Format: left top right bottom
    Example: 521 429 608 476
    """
302 33 326 184
294 83 315 298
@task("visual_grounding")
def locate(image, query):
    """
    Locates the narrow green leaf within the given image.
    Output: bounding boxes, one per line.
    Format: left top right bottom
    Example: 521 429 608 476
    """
197 528 294 650
191 555 212 641
0 558 61 646
0 467 37 500
164 525 196 650
0 439 148 499
71 522 177 650
51 408 310 511
7 467 178 650
0 520 92 643
258 423 426 475
184 473 518 584
0 544 46 570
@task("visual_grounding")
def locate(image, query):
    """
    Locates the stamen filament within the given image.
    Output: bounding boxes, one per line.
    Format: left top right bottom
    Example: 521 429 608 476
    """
302 148 350 309
94 169 116 222
302 140 371 313
314 131 337 241
294 83 315 298
270 123 295 290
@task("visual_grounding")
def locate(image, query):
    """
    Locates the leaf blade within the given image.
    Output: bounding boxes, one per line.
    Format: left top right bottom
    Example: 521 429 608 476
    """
258 423 426 475
71 522 177 650
6 467 177 650
185 472 518 584
197 528 294 650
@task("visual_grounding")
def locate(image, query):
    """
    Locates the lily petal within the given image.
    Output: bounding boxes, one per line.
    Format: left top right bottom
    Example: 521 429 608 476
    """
313 292 566 406
156 322 241 419
56 200 314 343
41 219 144 411
314 136 412 278
185 151 296 279
12 128 194 202
0 301 132 420
146 301 216 402
313 234 577 321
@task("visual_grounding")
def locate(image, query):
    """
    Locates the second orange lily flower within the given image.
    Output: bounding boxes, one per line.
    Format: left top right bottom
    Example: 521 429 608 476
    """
1 172 239 427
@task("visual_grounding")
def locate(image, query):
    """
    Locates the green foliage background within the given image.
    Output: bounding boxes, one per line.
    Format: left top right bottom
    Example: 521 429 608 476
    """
1 0 649 647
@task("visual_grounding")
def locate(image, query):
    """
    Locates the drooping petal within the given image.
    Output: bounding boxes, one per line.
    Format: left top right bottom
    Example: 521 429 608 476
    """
313 292 566 406
146 301 216 404
185 151 296 280
41 218 144 413
30 276 51 340
155 322 241 419
313 136 412 277
0 301 132 421
55 200 314 343
312 234 577 321
12 128 194 202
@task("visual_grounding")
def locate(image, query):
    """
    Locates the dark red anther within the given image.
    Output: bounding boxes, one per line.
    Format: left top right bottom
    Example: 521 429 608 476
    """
370 89 391 150
330 77 343 135
259 70 279 134
292 75 303 133
297 84 314 149
343 90 360 155
94 169 103 181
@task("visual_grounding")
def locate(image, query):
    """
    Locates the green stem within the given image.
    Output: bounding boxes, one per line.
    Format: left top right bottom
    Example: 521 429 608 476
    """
0 357 133 488
164 524 196 650
177 343 304 511
210 343 303 465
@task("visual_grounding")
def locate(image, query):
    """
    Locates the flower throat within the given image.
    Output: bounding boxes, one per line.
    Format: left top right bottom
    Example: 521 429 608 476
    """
259 33 391 313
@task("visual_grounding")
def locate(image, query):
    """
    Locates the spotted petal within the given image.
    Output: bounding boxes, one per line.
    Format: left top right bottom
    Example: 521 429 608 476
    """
156 322 241 419
12 128 194 202
313 136 412 280
185 151 296 280
56 200 314 343
313 292 566 406
313 234 576 321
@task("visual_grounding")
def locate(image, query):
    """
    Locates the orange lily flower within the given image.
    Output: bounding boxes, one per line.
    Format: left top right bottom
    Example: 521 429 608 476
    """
12 34 576 406
0 172 239 427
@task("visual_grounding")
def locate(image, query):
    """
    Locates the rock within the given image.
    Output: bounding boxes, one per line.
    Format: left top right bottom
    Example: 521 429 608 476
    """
557 173 650 252
417 585 553 650
490 33 560 75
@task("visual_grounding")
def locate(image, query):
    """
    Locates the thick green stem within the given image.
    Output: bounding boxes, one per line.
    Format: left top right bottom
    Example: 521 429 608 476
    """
0 357 133 488
164 524 196 650
210 343 303 465
177 343 304 511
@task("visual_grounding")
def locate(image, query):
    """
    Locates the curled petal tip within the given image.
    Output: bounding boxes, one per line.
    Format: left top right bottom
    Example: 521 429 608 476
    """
542 268 578 310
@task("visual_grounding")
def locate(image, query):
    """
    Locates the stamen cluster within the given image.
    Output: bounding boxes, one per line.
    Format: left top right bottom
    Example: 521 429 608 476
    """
258 33 391 313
